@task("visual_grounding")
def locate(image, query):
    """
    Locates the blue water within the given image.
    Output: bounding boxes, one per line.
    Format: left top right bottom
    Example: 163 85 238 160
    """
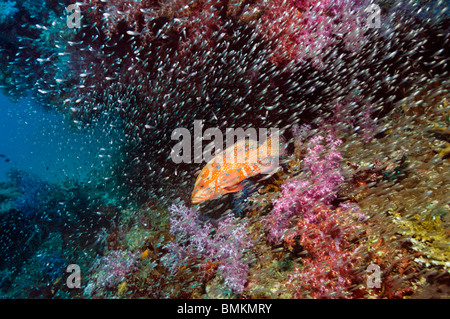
0 93 123 184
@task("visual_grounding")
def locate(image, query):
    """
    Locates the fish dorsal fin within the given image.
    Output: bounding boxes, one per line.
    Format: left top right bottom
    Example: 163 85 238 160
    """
219 138 258 164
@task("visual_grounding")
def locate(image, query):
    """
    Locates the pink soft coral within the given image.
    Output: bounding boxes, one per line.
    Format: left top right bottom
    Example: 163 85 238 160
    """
162 204 251 295
286 203 364 298
264 130 367 298
254 0 369 68
265 133 344 243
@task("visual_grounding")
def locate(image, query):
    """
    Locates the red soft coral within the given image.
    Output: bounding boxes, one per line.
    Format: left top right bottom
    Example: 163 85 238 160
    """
286 203 365 298
253 0 369 68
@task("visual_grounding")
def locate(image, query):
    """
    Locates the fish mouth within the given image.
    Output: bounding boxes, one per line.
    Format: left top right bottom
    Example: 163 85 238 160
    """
192 194 211 204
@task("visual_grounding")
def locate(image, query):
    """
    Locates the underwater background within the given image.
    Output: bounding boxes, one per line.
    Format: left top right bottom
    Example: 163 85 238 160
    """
0 0 449 299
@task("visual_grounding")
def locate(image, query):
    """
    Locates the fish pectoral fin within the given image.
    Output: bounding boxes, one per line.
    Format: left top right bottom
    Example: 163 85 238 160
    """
223 182 245 193
220 171 241 188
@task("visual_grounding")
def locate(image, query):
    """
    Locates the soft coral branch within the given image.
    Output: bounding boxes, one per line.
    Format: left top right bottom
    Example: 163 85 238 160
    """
286 203 364 298
253 0 370 67
265 133 344 244
162 203 252 294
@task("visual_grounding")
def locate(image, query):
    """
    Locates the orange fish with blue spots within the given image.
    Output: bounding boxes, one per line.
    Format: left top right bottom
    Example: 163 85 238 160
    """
191 134 284 204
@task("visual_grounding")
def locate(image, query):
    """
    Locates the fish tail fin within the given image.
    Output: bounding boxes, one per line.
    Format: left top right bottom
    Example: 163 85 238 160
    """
257 132 286 175
259 132 287 158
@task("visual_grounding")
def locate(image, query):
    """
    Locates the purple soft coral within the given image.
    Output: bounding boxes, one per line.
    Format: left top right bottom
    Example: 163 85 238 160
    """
162 204 251 294
213 213 251 294
91 250 140 289
266 134 344 244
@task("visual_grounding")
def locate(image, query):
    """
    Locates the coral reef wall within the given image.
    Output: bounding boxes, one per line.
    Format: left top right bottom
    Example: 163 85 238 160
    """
0 0 448 299
3 0 445 203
